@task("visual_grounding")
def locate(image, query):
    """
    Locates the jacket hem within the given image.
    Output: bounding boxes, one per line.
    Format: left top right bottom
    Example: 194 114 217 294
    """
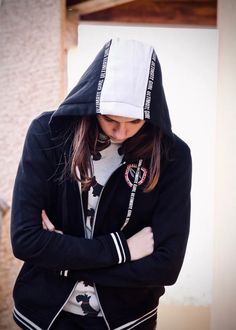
13 306 42 330
114 306 157 329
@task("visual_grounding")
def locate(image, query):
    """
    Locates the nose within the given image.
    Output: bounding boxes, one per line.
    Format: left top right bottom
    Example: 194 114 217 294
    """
113 123 127 140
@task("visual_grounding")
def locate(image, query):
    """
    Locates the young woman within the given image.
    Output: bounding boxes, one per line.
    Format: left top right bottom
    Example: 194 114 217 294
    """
11 38 192 330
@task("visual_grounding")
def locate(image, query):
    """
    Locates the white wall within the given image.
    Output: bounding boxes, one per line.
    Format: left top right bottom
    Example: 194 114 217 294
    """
211 1 236 329
68 23 218 307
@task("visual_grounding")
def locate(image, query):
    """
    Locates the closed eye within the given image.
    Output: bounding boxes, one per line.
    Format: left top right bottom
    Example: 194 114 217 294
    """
130 119 142 124
103 116 115 123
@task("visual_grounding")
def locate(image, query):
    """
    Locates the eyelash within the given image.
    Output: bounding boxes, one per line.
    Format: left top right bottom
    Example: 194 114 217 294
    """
104 117 140 124
104 117 114 122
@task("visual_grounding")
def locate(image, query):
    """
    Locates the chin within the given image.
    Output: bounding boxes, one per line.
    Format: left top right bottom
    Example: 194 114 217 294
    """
110 139 125 144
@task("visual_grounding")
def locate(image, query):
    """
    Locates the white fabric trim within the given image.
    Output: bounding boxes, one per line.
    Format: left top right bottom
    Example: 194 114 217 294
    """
111 232 122 264
114 307 157 330
128 310 157 329
115 232 126 263
99 38 153 119
13 307 42 330
13 313 34 330
121 159 143 231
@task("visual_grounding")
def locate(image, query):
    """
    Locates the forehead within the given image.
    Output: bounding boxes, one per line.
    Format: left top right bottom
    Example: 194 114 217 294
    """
101 114 142 123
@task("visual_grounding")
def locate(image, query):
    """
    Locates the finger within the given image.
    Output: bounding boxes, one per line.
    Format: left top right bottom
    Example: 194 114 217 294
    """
41 210 48 230
41 210 55 231
42 220 47 230
55 230 63 235
143 226 152 233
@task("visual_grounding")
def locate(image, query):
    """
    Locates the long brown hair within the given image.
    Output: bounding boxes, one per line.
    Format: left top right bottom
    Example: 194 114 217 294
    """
70 116 163 192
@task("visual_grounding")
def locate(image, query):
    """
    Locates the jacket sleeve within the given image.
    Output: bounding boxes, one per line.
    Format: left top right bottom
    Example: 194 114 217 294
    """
11 115 130 271
64 142 192 287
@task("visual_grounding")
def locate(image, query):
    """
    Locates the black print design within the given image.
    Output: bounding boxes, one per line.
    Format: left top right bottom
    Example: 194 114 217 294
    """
118 146 124 156
91 176 103 197
87 208 95 228
92 152 102 161
83 280 94 287
76 294 99 316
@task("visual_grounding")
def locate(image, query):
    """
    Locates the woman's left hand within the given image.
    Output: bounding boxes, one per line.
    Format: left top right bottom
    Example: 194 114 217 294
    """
41 210 63 234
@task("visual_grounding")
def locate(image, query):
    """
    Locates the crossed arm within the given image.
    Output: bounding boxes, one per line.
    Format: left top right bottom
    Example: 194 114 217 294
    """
11 115 192 288
41 210 154 262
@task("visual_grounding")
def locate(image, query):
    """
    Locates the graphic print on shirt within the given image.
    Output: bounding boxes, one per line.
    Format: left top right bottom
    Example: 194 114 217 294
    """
76 281 99 316
85 175 104 238
87 208 95 231
91 176 103 197
76 173 105 315
64 143 123 317
76 294 99 316
92 151 102 161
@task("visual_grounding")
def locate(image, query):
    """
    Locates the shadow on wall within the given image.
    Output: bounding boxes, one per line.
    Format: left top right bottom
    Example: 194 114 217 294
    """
0 210 22 330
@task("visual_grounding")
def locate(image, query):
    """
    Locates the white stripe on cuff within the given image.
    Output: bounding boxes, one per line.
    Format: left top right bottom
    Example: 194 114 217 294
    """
114 232 126 263
111 232 123 264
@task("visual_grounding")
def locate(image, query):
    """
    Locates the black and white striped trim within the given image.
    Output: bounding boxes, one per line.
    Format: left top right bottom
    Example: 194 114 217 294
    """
110 232 127 264
13 306 42 330
121 159 143 230
60 270 68 277
114 307 157 330
143 50 157 120
96 40 112 113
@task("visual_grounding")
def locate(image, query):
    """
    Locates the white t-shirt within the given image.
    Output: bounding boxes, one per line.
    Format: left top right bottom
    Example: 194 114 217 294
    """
63 142 123 316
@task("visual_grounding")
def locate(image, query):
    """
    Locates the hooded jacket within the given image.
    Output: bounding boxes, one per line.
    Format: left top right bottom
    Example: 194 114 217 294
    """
11 38 192 330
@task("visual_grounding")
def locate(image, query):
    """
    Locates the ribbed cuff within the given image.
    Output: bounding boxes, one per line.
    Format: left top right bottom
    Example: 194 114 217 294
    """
110 231 131 264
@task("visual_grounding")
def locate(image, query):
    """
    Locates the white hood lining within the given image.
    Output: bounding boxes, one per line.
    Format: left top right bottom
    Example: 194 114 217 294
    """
98 39 154 119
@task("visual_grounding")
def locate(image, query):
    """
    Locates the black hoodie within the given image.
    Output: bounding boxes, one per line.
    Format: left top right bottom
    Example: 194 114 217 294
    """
11 38 192 330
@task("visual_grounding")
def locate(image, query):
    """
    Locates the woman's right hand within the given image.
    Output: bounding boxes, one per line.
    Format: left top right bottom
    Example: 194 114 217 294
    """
127 227 154 261
41 210 63 234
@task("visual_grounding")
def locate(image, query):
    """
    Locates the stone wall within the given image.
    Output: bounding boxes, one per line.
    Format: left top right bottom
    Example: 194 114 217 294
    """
0 0 66 328
0 211 21 329
0 0 66 205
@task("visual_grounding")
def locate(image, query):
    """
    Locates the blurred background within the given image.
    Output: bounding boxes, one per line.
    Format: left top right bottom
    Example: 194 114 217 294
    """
0 1 235 329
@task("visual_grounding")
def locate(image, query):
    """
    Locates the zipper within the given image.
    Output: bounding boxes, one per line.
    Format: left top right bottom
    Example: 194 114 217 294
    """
47 281 79 329
48 168 89 328
91 160 126 329
77 180 88 238
48 162 125 329
94 284 111 330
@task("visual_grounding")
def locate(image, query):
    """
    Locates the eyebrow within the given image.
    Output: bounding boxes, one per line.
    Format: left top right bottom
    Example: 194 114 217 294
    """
104 115 141 123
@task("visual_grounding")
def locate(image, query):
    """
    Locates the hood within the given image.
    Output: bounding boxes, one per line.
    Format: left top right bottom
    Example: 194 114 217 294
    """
49 38 172 136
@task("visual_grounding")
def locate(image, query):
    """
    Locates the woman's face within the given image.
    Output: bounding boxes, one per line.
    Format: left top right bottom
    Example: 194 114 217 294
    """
97 114 145 144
